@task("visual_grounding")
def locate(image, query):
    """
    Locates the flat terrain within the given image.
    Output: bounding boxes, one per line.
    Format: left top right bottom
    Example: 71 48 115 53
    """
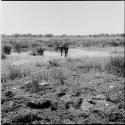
2 47 124 66
1 36 125 124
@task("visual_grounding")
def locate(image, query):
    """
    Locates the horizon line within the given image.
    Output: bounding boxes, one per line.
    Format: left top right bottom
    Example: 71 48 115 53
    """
2 32 124 36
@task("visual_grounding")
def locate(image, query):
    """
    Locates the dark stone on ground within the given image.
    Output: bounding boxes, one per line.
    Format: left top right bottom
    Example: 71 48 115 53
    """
57 92 66 97
4 91 15 98
28 99 52 109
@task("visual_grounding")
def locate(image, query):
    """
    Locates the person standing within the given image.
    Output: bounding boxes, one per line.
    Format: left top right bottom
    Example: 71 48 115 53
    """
64 43 69 58
57 45 63 56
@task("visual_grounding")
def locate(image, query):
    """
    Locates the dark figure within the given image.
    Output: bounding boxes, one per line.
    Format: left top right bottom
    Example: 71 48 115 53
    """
60 46 64 56
64 44 69 58
57 43 69 58
57 45 64 56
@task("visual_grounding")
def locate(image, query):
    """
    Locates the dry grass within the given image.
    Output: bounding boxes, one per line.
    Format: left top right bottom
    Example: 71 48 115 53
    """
2 65 31 81
105 55 124 77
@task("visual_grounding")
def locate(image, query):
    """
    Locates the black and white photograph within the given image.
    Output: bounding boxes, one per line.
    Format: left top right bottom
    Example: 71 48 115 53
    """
1 1 125 124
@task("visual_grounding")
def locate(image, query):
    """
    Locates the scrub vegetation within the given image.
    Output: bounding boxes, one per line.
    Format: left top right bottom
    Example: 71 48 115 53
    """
1 33 125 124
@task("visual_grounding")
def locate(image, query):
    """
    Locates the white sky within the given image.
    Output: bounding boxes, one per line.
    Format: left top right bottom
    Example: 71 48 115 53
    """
1 1 124 35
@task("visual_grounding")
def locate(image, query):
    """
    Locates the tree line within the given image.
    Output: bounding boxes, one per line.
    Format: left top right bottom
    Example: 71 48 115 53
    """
2 33 124 38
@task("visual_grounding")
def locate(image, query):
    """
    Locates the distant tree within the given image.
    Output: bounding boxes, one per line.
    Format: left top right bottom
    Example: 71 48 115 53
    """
2 34 9 37
12 34 20 38
89 34 92 37
21 34 26 37
121 33 125 37
32 34 37 37
45 33 53 37
38 34 43 37
27 33 33 37
93 34 98 37
62 34 66 37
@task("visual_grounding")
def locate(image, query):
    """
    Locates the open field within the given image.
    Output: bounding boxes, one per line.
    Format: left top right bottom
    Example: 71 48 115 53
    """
1 35 125 124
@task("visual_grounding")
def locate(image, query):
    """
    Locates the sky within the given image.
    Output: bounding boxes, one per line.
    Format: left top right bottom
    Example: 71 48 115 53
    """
1 1 124 35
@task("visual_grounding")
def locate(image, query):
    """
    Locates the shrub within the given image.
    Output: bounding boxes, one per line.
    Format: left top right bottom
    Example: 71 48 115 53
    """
36 47 45 55
48 59 59 67
105 54 124 77
1 53 6 59
30 51 37 56
47 44 54 48
2 45 12 55
110 41 119 47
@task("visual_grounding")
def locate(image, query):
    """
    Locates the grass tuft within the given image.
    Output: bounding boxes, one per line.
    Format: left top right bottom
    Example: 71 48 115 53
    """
105 54 124 77
6 65 31 80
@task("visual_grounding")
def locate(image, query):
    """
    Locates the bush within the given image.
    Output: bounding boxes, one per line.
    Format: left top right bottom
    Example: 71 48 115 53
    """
47 44 54 48
1 53 6 59
2 45 12 55
30 51 37 56
48 59 59 67
110 41 119 47
36 47 45 55
105 55 124 77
